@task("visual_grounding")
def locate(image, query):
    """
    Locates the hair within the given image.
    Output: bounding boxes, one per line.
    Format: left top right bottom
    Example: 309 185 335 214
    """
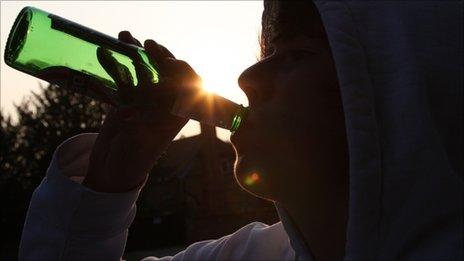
260 0 327 59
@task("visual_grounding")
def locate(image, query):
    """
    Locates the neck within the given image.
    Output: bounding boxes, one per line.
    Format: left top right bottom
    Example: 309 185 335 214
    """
280 170 349 261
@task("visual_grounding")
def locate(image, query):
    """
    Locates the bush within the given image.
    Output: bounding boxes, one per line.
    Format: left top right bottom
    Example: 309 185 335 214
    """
0 83 106 259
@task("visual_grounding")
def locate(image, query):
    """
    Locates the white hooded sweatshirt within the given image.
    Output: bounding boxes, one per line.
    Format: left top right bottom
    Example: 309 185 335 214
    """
19 1 463 260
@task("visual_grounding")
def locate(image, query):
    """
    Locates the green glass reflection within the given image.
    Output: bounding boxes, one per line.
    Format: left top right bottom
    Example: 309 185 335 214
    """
5 6 159 91
230 105 247 132
5 6 248 132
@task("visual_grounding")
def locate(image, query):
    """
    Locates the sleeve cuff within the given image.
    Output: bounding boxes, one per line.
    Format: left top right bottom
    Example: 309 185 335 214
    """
31 133 142 238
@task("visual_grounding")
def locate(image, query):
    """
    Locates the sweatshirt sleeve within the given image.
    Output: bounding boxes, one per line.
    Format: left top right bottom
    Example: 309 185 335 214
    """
19 133 295 261
19 133 142 260
142 222 295 261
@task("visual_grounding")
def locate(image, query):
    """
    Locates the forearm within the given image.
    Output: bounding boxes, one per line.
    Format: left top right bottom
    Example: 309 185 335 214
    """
19 134 141 260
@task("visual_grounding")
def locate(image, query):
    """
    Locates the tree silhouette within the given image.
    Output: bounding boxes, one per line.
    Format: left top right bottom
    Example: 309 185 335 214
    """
0 82 278 259
0 83 107 259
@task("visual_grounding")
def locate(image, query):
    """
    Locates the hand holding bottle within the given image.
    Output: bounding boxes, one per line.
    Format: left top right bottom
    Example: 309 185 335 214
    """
81 31 198 192
5 7 248 192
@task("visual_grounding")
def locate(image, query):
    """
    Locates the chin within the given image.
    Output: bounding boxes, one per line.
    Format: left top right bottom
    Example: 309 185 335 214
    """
233 153 274 202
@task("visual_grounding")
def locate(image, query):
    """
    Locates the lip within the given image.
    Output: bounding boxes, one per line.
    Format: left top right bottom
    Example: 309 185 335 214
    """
230 124 242 145
230 114 252 146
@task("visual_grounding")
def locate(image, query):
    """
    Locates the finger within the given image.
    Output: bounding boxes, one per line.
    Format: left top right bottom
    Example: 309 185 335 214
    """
144 39 175 59
88 107 119 170
97 47 133 87
150 40 175 59
133 58 157 93
134 38 143 47
143 39 177 75
118 31 143 47
143 40 167 72
159 45 175 59
97 47 134 104
162 58 202 90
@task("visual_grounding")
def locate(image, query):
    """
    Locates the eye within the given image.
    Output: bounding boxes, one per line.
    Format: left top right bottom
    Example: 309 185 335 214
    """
276 49 316 73
287 49 316 62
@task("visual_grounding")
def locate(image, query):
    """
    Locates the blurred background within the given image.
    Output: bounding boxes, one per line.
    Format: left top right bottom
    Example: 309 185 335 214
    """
0 1 279 260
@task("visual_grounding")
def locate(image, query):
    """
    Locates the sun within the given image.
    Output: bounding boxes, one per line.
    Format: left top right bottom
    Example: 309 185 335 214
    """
197 64 249 107
201 74 231 97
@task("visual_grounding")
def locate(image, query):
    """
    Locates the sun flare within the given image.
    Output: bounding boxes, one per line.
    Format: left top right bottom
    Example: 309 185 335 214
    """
201 72 241 103
194 53 249 107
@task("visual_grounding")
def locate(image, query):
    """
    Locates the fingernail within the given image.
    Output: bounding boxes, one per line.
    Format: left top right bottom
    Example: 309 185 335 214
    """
118 31 133 42
144 39 158 48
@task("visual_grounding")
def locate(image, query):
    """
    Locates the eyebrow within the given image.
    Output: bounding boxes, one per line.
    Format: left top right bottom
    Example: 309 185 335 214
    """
272 29 305 46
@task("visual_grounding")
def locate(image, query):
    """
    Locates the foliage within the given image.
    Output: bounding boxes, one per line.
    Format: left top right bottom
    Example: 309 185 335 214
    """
0 83 107 259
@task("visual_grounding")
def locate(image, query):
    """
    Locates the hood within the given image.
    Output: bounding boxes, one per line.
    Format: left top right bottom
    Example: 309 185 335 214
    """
276 1 463 260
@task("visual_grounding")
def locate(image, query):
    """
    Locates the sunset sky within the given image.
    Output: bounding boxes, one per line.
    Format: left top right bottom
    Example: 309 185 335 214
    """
0 1 263 141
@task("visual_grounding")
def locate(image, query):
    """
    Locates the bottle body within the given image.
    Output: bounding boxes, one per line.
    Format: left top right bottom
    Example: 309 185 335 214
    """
5 6 246 131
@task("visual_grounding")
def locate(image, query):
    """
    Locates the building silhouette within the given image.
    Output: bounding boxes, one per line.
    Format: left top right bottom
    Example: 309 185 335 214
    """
127 124 278 250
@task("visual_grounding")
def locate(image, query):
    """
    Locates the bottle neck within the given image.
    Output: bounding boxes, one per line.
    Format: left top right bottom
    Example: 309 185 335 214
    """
170 89 248 132
230 105 248 133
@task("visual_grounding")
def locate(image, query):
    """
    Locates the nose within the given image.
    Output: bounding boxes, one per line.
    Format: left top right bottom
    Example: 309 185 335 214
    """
238 60 273 105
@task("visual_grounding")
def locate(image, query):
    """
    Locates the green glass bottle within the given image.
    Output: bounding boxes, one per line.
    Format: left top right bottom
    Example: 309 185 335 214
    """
5 6 247 132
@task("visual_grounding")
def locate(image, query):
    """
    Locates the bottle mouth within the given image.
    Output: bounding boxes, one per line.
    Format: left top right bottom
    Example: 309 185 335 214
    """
5 7 32 65
230 105 248 133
